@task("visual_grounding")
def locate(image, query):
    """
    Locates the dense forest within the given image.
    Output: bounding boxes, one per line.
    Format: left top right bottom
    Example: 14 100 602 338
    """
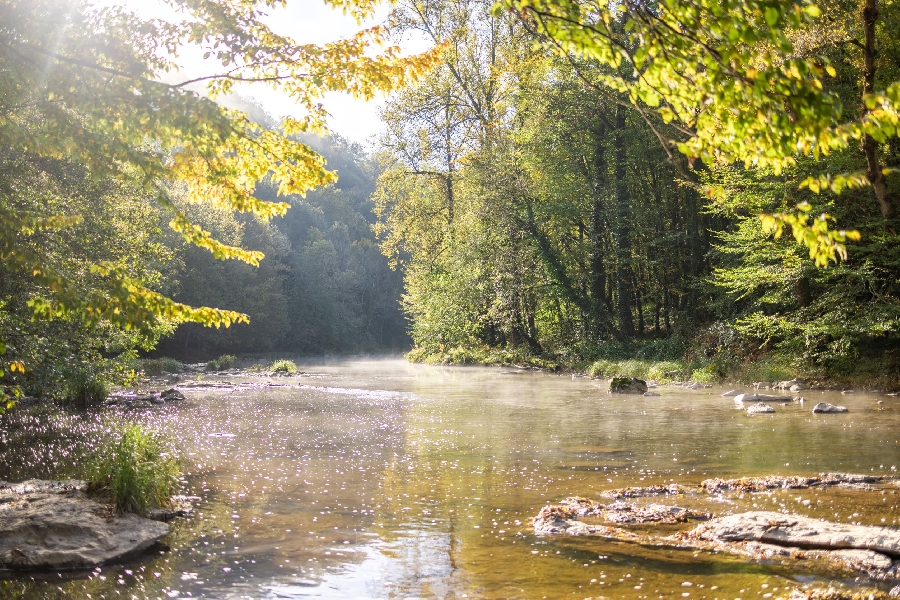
2 0 900 407
370 0 900 386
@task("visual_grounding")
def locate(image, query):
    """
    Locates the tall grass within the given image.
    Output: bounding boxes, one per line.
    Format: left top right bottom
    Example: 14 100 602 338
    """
63 368 109 407
268 359 298 374
87 424 179 516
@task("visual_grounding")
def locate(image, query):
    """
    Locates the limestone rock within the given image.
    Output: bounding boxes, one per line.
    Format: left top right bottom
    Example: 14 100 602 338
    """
812 402 848 414
747 402 775 414
0 479 169 569
691 511 900 557
608 377 648 394
733 393 793 404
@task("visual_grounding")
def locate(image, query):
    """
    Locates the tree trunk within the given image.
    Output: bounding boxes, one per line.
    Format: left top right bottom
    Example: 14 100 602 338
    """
613 103 635 336
861 0 891 216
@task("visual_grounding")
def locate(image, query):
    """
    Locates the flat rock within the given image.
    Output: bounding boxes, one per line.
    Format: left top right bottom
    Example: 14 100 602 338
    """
0 479 169 569
747 402 775 414
721 390 741 397
734 393 793 404
691 511 900 557
813 402 848 413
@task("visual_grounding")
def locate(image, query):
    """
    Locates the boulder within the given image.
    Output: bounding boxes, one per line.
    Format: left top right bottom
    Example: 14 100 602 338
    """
733 393 793 404
608 377 648 394
160 388 186 402
691 510 900 557
0 479 169 569
812 402 848 414
746 402 775 414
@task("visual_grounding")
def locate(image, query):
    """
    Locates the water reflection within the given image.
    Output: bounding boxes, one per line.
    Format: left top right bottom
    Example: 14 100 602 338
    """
2 358 899 598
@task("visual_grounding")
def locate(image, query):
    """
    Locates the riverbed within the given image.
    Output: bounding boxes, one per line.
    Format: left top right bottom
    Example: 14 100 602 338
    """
2 358 899 598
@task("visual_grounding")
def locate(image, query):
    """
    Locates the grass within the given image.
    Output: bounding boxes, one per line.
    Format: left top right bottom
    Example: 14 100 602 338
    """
86 423 179 516
135 357 184 376
62 368 109 407
206 354 237 371
268 359 298 374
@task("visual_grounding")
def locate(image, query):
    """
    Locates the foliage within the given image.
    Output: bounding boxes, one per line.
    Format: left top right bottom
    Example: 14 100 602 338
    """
86 424 180 516
62 368 109 408
0 0 437 396
206 354 237 372
494 0 900 262
136 357 184 376
268 359 298 374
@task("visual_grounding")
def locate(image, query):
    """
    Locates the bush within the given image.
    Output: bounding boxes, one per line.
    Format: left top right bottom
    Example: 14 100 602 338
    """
206 354 237 371
136 357 183 376
63 368 109 407
87 424 179 516
268 359 298 374
245 363 265 373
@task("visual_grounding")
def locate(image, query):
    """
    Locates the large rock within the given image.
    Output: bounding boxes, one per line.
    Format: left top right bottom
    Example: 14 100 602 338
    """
608 377 648 394
812 402 848 413
0 479 169 569
691 511 900 557
747 402 775 414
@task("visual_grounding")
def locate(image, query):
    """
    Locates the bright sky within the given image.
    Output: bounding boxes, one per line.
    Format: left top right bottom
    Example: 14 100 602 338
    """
118 0 428 146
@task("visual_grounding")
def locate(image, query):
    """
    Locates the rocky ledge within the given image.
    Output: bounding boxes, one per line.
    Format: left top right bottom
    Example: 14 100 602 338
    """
0 479 176 570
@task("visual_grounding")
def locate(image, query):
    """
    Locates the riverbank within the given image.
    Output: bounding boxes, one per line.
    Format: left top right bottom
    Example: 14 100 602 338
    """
406 343 900 393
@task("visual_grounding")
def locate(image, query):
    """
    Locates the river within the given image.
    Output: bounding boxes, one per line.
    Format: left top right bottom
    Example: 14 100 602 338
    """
2 357 899 598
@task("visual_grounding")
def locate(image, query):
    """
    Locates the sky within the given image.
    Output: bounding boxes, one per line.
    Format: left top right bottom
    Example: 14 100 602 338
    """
118 0 427 146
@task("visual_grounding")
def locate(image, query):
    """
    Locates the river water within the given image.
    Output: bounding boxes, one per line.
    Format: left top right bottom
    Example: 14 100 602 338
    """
3 358 900 598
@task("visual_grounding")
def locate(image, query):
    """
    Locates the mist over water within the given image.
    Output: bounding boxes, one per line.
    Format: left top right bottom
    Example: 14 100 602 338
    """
3 358 900 598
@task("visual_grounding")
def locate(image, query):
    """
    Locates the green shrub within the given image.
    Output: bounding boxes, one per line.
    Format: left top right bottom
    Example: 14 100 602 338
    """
159 357 183 373
268 359 298 373
63 368 109 407
206 354 237 371
139 359 164 376
87 424 179 516
245 363 265 373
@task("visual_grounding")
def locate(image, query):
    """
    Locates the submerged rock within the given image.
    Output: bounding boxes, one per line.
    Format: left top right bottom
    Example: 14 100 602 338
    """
608 377 648 394
0 480 169 569
721 390 741 397
690 510 900 557
535 497 709 530
747 402 775 414
701 473 889 494
813 402 849 413
734 393 793 404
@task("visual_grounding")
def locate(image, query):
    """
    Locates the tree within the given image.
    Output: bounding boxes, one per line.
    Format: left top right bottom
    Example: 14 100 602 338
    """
495 0 899 262
0 0 438 401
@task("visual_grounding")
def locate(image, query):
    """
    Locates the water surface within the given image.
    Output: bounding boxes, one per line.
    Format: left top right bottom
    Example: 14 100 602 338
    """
3 358 899 598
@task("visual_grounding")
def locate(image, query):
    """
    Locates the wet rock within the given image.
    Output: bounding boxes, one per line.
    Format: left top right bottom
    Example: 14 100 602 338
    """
535 497 709 531
721 390 741 397
160 388 186 402
794 396 806 403
813 402 848 413
643 391 660 397
747 402 775 414
145 495 199 522
890 584 900 597
0 480 169 569
609 377 648 394
690 511 900 557
734 393 793 404
700 473 890 494
790 384 803 392
596 484 687 500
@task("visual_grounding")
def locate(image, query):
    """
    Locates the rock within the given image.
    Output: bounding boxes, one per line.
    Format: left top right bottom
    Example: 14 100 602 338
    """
643 391 660 397
733 393 793 404
691 511 900 557
746 402 775 414
0 479 169 569
609 377 648 394
534 497 709 531
790 384 802 392
160 388 186 402
813 402 848 413
890 584 900 597
721 390 741 397
700 473 890 494
793 396 805 403
597 484 686 499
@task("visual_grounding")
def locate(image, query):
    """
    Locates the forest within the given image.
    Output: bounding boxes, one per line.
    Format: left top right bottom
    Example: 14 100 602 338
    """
2 0 900 408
